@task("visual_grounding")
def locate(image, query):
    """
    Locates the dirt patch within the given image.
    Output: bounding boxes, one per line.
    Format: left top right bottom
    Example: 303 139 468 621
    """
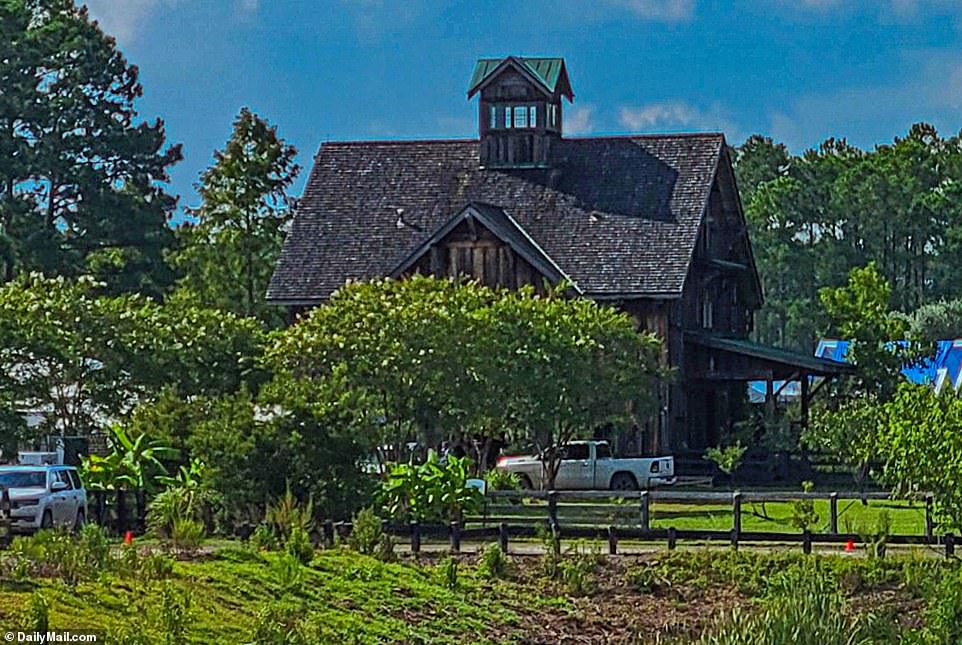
508 557 746 644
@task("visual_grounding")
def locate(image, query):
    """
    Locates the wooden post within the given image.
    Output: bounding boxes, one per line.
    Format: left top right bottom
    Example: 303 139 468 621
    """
95 490 106 526
731 492 742 547
449 521 461 554
800 371 810 430
639 491 650 532
499 522 509 553
803 530 812 555
410 521 421 554
829 493 838 535
547 491 559 530
0 487 9 518
607 526 617 555
116 489 127 535
667 526 677 551
323 520 335 549
945 533 954 559
136 489 147 533
925 494 934 540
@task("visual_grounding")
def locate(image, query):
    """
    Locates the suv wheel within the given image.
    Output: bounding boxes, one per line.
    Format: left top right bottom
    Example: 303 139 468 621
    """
40 509 53 530
610 473 638 491
518 474 534 490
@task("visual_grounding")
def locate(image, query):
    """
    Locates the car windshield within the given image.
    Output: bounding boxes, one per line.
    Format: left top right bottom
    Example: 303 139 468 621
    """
0 471 46 488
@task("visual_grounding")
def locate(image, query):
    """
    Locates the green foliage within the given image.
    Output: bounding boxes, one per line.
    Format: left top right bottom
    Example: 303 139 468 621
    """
381 452 483 523
169 518 206 555
81 424 176 492
272 552 304 594
477 543 510 580
158 582 192 645
6 525 112 585
558 541 603 597
169 108 298 327
907 298 962 343
696 568 883 645
790 481 820 532
250 523 278 552
267 276 664 490
484 468 521 493
874 384 962 531
20 592 49 634
737 125 962 353
704 442 747 482
437 556 459 591
0 0 181 295
262 487 314 563
347 507 384 556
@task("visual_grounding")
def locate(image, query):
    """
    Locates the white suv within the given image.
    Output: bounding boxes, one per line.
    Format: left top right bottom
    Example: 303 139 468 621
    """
0 466 87 533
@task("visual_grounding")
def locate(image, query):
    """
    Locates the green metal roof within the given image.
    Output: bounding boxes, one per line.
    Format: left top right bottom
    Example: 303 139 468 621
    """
685 332 856 376
467 57 573 99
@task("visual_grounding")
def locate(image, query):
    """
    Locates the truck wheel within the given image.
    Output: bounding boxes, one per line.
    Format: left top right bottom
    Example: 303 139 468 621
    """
518 475 534 490
610 473 638 491
40 510 53 530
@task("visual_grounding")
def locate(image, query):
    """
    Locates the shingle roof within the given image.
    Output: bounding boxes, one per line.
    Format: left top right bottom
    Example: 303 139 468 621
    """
267 133 725 303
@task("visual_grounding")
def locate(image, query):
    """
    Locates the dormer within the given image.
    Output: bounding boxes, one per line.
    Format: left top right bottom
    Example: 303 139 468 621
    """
467 56 574 169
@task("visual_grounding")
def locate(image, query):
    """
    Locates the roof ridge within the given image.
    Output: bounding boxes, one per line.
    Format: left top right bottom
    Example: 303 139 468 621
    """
317 132 725 150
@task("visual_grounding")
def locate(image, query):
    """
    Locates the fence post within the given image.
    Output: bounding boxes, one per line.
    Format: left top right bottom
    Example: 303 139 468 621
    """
829 493 839 535
547 491 559 531
925 494 934 540
410 521 421 554
0 487 8 548
499 522 509 553
0 487 9 518
608 526 617 555
945 533 955 559
731 492 742 550
803 530 812 555
116 489 127 535
95 490 106 526
449 521 461 554
667 526 677 551
639 491 650 532
323 520 335 549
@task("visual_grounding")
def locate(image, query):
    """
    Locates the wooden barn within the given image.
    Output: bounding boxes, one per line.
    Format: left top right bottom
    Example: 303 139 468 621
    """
267 56 852 455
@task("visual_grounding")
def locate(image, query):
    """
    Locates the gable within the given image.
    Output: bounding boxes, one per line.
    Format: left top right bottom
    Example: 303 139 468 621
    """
468 57 574 100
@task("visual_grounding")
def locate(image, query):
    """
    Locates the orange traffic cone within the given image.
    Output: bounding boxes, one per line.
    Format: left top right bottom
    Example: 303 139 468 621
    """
845 539 856 552
124 530 134 545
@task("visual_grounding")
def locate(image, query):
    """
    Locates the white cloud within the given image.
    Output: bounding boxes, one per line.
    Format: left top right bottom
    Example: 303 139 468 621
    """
775 0 960 19
565 106 595 135
765 50 962 151
602 0 695 21
618 101 739 137
237 0 259 12
81 0 180 42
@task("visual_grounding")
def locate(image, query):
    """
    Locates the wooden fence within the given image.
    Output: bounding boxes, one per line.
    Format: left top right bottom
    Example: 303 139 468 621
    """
323 489 957 558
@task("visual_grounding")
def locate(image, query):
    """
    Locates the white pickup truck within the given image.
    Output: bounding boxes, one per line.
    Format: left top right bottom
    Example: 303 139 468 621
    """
496 440 675 491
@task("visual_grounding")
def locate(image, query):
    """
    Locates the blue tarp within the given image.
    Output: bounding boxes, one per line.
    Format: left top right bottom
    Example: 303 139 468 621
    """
748 339 962 402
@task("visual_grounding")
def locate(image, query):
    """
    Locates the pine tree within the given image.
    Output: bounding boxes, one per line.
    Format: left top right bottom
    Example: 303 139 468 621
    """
171 108 298 326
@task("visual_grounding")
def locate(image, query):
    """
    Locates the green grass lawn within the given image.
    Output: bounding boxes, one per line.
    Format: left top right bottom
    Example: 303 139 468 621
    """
651 498 926 534
476 497 928 536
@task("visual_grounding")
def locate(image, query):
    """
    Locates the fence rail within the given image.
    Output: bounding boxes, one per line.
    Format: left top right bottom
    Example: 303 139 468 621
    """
322 488 951 559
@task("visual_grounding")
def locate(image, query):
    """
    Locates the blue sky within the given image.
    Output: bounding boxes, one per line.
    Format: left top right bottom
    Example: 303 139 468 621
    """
82 0 962 215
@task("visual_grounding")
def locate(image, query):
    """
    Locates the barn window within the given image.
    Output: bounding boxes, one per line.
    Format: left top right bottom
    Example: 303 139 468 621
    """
489 105 497 129
514 106 528 128
548 104 557 128
504 106 512 128
529 105 537 127
701 297 714 329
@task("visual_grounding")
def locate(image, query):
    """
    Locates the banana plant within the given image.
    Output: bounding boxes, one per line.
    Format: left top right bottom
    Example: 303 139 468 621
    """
80 424 177 491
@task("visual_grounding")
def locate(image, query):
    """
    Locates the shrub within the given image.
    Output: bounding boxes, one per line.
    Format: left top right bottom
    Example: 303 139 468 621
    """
8 526 112 585
790 481 820 532
484 469 521 493
704 442 747 487
250 523 278 551
437 556 459 591
249 601 315 645
558 541 603 596
265 486 314 544
169 518 206 555
347 507 383 556
381 453 482 523
272 553 304 594
477 543 510 580
285 524 314 565
139 552 176 585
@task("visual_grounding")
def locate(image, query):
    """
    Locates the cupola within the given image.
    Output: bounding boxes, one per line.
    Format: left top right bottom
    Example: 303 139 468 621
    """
467 56 574 169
